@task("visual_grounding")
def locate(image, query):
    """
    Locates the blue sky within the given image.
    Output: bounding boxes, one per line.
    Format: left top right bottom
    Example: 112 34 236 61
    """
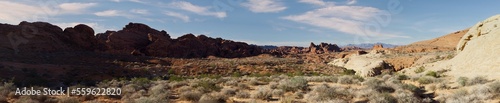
1 0 500 46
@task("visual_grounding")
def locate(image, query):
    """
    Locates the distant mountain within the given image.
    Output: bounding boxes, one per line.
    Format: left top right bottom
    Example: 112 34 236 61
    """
343 43 398 49
256 45 279 50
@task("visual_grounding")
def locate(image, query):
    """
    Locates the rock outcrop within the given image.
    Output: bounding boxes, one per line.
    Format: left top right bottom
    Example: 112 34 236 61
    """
328 51 389 77
0 21 97 53
307 42 341 54
443 15 500 79
96 23 262 58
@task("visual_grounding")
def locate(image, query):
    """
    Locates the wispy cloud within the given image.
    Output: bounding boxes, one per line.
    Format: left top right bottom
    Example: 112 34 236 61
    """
298 0 333 6
169 1 226 18
130 9 149 15
94 10 120 17
347 0 357 5
0 1 91 24
242 0 287 13
164 11 190 22
58 2 97 13
283 6 381 35
94 10 134 18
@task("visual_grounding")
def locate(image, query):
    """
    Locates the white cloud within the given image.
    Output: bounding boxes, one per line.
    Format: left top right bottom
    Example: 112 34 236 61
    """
242 0 287 13
0 1 62 24
130 9 149 15
59 3 97 13
110 0 121 2
168 1 226 18
298 0 332 6
164 11 190 22
283 6 381 35
94 10 134 18
347 0 357 5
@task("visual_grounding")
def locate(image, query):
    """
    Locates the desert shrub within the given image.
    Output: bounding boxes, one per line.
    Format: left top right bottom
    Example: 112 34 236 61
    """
338 75 362 84
252 87 272 100
268 82 278 89
220 88 236 97
224 79 238 87
362 77 383 86
131 77 152 88
417 76 436 84
368 93 397 103
279 96 295 103
235 91 250 98
317 99 347 103
237 83 250 90
0 82 15 97
457 77 469 86
148 83 169 102
394 90 422 103
85 100 102 103
396 74 409 80
134 96 168 103
488 81 500 93
249 78 264 86
425 71 439 78
468 76 489 86
305 84 351 102
272 89 284 97
401 84 419 92
199 92 227 103
293 91 305 99
414 66 425 73
341 69 356 75
179 90 203 101
193 79 221 92
15 96 40 103
278 77 308 92
307 76 337 83
58 97 79 103
169 81 188 88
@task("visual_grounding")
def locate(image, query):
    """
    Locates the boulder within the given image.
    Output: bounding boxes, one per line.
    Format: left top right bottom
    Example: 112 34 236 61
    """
444 15 500 79
328 51 388 77
0 21 97 53
62 24 98 51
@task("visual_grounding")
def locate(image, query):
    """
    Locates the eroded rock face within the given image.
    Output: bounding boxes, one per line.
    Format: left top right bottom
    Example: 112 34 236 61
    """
307 42 341 54
0 21 97 53
444 15 500 79
62 24 98 51
96 23 262 58
328 51 388 77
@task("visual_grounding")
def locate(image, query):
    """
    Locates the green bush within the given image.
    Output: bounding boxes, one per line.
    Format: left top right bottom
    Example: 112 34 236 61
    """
397 74 409 80
425 71 439 78
235 91 250 98
341 69 356 75
179 91 203 101
414 66 425 73
278 77 308 92
199 93 227 103
457 77 469 86
417 76 435 84
194 79 222 92
468 76 489 86
252 87 272 100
